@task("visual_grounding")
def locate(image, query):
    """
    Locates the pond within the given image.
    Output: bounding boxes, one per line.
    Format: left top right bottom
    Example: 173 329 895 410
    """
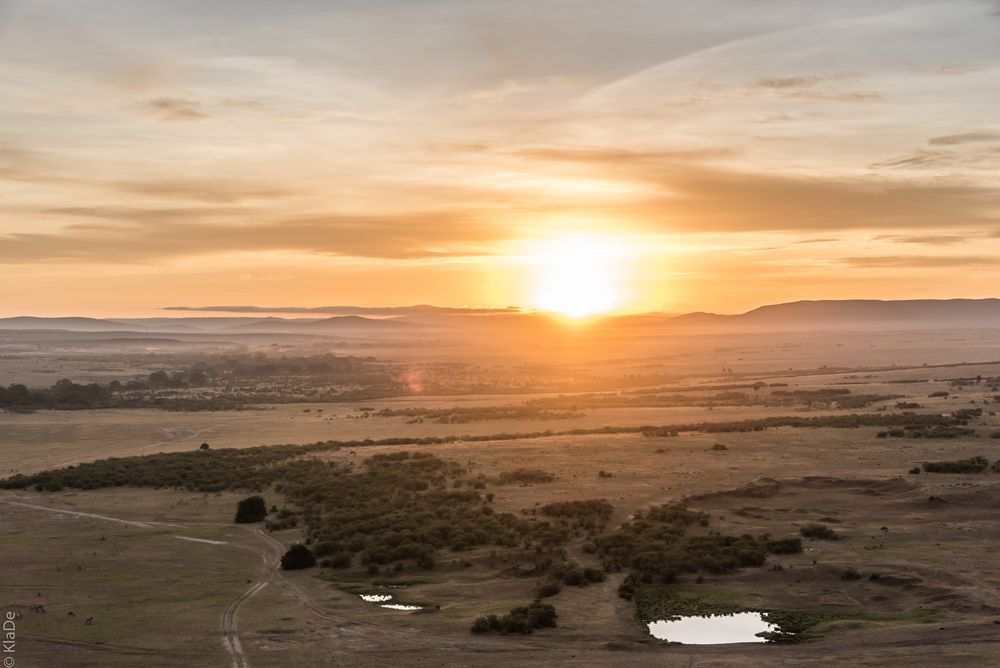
358 593 423 611
647 612 778 644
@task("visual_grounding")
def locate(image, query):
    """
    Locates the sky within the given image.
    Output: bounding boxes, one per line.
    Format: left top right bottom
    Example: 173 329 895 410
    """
1 0 999 317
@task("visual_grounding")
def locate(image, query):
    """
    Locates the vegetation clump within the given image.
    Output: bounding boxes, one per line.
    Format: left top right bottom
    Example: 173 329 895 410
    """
280 544 317 570
799 524 841 541
596 504 800 599
549 560 606 586
765 537 804 554
923 456 989 474
539 499 613 529
492 468 555 485
234 495 268 523
470 601 557 634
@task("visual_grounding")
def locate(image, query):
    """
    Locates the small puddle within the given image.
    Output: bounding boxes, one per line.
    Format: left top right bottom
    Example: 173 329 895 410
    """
358 593 422 611
647 612 778 644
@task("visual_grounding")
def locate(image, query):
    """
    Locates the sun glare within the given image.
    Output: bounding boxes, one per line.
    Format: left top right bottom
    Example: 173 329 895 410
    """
531 235 625 318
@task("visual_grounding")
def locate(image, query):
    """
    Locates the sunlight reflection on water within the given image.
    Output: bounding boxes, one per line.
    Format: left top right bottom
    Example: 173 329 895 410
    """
647 612 777 644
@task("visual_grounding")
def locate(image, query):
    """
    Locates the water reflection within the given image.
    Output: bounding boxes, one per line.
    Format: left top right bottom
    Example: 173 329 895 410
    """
647 612 777 644
358 593 423 611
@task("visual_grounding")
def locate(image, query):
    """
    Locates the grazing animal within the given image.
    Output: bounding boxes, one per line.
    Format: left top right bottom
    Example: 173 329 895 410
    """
67 611 75 617
85 617 93 625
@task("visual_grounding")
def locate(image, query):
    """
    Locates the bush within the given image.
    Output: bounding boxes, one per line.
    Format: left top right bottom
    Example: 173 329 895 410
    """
470 601 557 634
923 456 989 474
539 499 613 526
766 537 803 554
800 524 841 541
320 553 352 569
234 495 268 523
493 469 555 485
537 581 562 598
280 544 317 570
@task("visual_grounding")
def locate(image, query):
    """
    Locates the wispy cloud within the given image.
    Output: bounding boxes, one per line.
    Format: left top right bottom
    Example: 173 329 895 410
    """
0 213 506 264
839 255 998 268
874 234 968 245
164 304 520 315
928 132 1000 146
144 97 207 121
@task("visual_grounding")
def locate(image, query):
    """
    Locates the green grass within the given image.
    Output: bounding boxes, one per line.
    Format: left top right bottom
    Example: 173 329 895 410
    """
634 584 750 621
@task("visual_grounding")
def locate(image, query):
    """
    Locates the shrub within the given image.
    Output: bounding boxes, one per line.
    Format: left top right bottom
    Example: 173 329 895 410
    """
280 544 317 570
493 469 555 485
923 456 989 474
800 524 841 541
539 499 613 525
320 553 352 569
537 581 561 598
766 537 803 554
234 495 268 523
470 601 557 634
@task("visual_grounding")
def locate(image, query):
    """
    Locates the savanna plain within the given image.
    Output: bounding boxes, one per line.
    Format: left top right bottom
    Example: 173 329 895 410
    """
2 322 1000 667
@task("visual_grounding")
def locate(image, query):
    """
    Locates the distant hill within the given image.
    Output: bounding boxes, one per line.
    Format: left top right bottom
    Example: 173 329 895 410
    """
668 299 1000 331
221 315 417 333
0 316 129 332
5 299 1000 336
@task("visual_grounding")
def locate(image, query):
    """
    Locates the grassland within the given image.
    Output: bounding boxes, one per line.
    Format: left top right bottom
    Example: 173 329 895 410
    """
3 334 1000 666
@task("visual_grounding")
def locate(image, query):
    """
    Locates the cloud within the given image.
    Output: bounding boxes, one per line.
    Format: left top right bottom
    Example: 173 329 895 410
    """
869 150 951 169
516 150 1000 232
928 132 1000 146
874 234 968 245
163 304 520 316
639 168 1000 232
755 73 857 89
839 255 998 268
145 97 207 121
113 179 293 203
0 212 506 264
511 146 738 164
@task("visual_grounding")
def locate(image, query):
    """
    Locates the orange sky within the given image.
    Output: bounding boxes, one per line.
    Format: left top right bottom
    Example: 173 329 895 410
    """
1 1 999 317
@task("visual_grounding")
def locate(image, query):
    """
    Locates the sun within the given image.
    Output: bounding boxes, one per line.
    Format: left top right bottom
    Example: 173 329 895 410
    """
530 235 625 318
